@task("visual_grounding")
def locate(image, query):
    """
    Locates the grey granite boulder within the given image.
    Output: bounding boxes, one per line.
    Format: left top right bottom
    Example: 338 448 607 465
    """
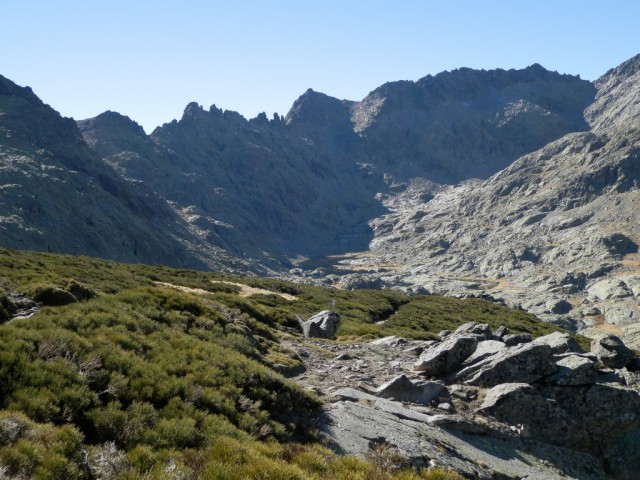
413 335 477 376
374 374 446 404
453 322 493 341
591 334 635 369
542 355 597 386
533 331 583 355
456 342 557 387
460 340 506 367
493 325 509 340
299 310 341 339
477 383 575 445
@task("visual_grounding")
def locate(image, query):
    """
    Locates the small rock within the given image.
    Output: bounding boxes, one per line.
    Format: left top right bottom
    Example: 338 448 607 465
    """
453 322 493 341
371 335 407 347
335 353 352 361
428 414 488 433
438 330 452 339
403 345 424 356
437 402 454 412
374 374 446 405
503 333 532 346
493 325 509 340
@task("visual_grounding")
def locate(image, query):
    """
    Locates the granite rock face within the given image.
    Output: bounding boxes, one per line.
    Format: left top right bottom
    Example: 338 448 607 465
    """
339 54 640 350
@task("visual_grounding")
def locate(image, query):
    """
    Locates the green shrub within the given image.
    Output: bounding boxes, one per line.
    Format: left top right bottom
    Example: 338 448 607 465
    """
28 283 76 306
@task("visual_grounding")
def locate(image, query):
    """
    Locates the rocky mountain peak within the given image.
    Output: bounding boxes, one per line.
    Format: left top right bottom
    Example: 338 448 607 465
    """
79 110 146 139
285 88 355 127
585 53 640 132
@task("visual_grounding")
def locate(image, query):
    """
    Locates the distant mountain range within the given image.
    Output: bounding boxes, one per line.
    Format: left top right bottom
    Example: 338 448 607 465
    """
2 53 640 345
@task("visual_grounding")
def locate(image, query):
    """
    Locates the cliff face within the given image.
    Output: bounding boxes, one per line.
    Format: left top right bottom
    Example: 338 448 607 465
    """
350 64 596 182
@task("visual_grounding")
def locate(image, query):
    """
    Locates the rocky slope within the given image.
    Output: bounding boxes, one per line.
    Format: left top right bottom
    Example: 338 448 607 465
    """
0 75 206 268
288 322 640 479
343 54 640 347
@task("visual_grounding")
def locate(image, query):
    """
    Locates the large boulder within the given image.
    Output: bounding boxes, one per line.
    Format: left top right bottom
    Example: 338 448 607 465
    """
374 374 446 404
456 342 557 387
413 335 477 376
538 383 640 474
542 355 598 386
299 310 341 339
533 331 583 355
477 383 576 445
591 334 635 369
460 340 506 367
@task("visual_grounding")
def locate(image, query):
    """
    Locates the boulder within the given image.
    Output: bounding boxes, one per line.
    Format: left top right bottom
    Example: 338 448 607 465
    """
453 322 493 341
493 325 509 340
460 340 506 367
457 343 557 387
538 383 640 463
374 375 446 404
503 333 532 346
299 310 341 339
542 355 597 386
533 331 583 355
477 383 575 445
413 335 477 376
591 334 635 369
546 299 573 314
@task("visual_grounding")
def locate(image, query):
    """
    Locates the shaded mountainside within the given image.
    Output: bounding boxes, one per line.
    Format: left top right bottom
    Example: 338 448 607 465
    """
77 63 594 265
349 64 595 182
0 75 207 269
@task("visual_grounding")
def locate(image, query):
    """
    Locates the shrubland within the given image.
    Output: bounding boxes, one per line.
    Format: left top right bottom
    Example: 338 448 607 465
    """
0 248 581 478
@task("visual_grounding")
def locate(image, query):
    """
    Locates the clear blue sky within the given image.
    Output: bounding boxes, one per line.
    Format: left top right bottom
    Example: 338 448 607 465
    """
3 0 639 133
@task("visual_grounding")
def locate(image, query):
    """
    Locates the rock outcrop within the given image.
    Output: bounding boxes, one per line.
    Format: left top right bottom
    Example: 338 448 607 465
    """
299 310 341 339
289 323 640 479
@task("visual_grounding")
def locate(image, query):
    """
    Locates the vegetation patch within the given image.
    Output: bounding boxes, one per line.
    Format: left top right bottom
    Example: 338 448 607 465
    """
0 248 585 477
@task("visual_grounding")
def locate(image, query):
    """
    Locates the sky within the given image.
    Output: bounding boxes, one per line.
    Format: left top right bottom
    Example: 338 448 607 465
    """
2 1 639 133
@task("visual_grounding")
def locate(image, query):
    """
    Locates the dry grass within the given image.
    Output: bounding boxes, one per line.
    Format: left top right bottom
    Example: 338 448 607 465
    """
587 323 625 336
212 281 299 301
156 280 298 301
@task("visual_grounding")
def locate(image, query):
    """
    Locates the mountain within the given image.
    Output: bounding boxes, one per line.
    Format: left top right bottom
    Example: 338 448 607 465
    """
77 64 594 265
1 56 639 347
0 75 206 268
349 54 640 348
